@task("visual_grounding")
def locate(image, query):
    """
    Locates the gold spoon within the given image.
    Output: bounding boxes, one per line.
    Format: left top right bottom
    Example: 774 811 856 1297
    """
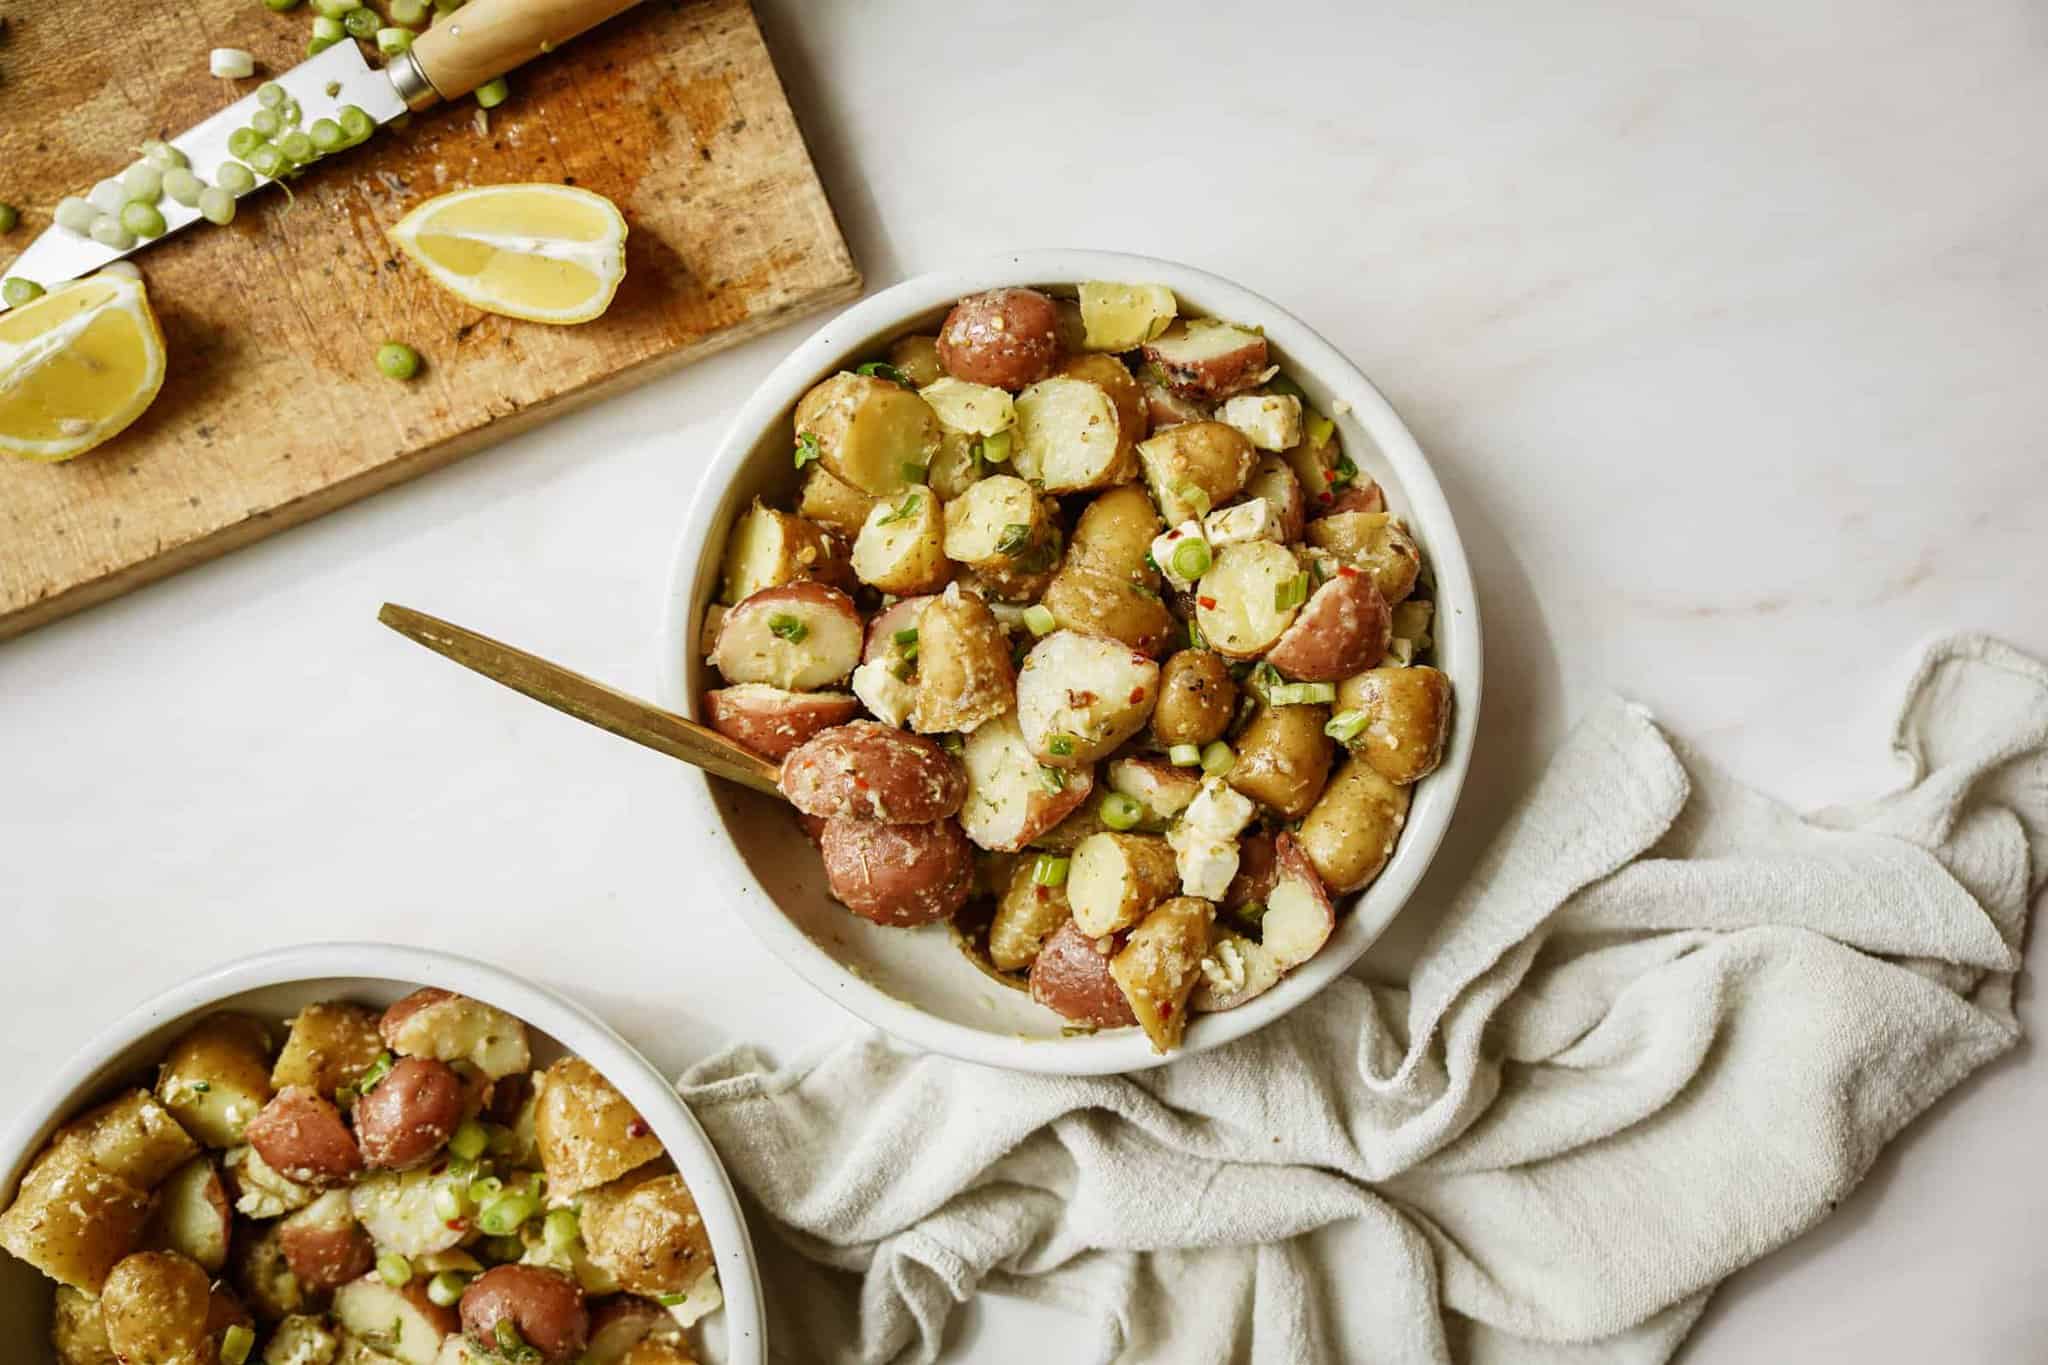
377 603 781 797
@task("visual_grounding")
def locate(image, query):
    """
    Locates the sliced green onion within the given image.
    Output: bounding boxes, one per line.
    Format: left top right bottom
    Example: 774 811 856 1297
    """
257 81 288 109
55 198 97 234
1170 538 1213 582
1168 742 1202 767
391 0 429 22
337 105 376 144
356 1051 395 1091
1032 854 1070 887
474 76 510 109
483 1234 525 1263
892 626 918 647
0 204 15 234
281 98 303 128
1036 765 1067 794
1186 618 1206 650
1022 604 1057 637
141 139 189 170
467 1174 504 1204
88 179 127 215
767 613 808 642
376 25 415 55
426 1270 468 1307
309 118 346 153
307 33 339 55
431 1182 466 1222
477 1191 538 1236
1324 710 1368 743
436 0 466 12
542 1207 579 1252
209 47 256 79
793 430 821 469
1200 740 1235 776
1100 792 1144 831
898 460 927 485
263 0 302 9
484 1123 518 1156
877 492 921 526
343 5 380 37
1274 573 1310 611
1177 483 1212 517
215 162 256 195
278 130 316 165
980 430 1013 463
163 168 205 207
656 1292 687 1307
1046 733 1076 758
855 360 913 387
247 144 287 178
376 1251 412 1286
448 1118 489 1161
119 201 165 239
994 523 1031 557
250 108 283 139
309 0 361 16
2 278 44 308
220 1325 256 1365
377 341 422 380
1268 682 1337 706
495 1322 530 1356
227 128 266 160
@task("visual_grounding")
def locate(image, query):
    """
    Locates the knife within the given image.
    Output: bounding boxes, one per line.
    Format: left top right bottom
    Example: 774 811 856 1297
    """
0 0 640 306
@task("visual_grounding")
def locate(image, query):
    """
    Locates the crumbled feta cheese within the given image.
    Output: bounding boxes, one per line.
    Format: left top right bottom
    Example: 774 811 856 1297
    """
851 660 916 728
1199 938 1250 994
1203 497 1282 547
1150 520 1209 591
1184 776 1256 840
1219 393 1303 451
1169 825 1240 900
262 1315 339 1365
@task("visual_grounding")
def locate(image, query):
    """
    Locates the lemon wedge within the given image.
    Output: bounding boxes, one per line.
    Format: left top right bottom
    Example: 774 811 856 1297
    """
0 275 166 463
390 184 627 325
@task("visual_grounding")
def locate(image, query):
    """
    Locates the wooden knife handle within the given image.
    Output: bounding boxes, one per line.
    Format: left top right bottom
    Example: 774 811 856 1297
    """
410 0 643 101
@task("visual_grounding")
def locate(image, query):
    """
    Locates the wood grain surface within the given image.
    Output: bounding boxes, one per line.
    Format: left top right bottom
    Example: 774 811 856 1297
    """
0 0 859 640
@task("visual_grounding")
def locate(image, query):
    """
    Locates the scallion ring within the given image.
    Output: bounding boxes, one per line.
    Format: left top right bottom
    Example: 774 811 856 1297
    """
250 108 283 139
220 1325 256 1365
256 81 288 109
343 5 380 38
767 613 808 643
309 0 361 16
1022 604 1057 637
1032 853 1070 887
1099 792 1144 831
448 1118 489 1162
474 76 511 110
1199 740 1235 776
119 201 166 239
1168 742 1202 768
163 168 205 208
543 1207 579 1252
278 131 317 165
55 198 97 234
215 162 256 195
309 118 346 153
980 430 1013 463
227 128 266 160
376 1251 412 1287
262 0 302 10
196 187 235 228
477 1191 539 1236
88 179 127 216
247 144 287 178
1169 537 1213 582
209 47 256 79
377 341 422 381
426 1271 468 1308
391 0 429 22
2 277 44 308
0 204 16 234
141 139 189 170
1274 572 1310 612
337 105 376 143
376 26 415 56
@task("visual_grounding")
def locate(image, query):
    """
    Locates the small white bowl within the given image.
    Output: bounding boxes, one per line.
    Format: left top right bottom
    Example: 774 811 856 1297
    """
662 250 1482 1075
0 942 766 1363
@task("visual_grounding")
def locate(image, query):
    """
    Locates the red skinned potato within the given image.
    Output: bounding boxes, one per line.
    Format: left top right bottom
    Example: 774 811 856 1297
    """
704 685 861 762
1318 480 1385 517
1029 919 1138 1029
1246 454 1308 542
958 711 1095 852
911 587 1015 735
140 1157 232 1273
862 595 937 663
1142 319 1270 402
1264 571 1392 682
936 287 1062 391
277 1190 374 1293
779 721 967 824
461 1265 591 1364
710 582 864 691
379 988 531 1080
244 1086 362 1187
334 1272 460 1360
820 815 976 926
353 1057 465 1170
1224 831 1279 912
1264 833 1338 969
1142 380 1211 429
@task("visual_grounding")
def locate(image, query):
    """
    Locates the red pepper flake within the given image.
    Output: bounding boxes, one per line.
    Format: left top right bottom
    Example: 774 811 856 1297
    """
445 1218 467 1231
1160 1001 1174 1017
852 775 869 791
1034 885 1048 901
1198 596 1217 610
1317 491 1333 503
627 1118 651 1138
1323 468 1338 484
1129 686 1146 703
1337 565 1358 578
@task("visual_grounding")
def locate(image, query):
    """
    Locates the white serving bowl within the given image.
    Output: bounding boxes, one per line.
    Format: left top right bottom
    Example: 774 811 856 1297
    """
662 249 1482 1075
0 942 766 1363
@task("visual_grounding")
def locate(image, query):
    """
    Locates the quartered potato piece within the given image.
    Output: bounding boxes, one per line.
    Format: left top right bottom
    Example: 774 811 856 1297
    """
1030 919 1137 1029
1193 540 1303 658
1307 511 1422 605
1110 896 1216 1052
1105 755 1202 824
819 815 976 927
1150 649 1236 746
989 860 1074 973
1137 420 1257 526
911 587 1015 734
852 487 951 596
379 989 532 1080
918 377 1016 436
533 1058 665 1199
959 711 1095 852
719 500 848 604
156 1013 275 1150
798 464 880 539
1076 281 1178 352
778 721 968 824
1014 631 1160 767
1067 833 1179 937
272 1002 385 1099
1141 319 1271 402
710 583 865 692
1228 701 1335 820
0 1137 153 1292
1057 352 1149 464
1012 375 1131 492
704 685 862 762
1265 571 1391 682
794 371 942 496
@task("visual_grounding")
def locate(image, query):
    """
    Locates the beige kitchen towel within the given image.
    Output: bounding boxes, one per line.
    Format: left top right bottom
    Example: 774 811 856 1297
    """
680 635 2048 1364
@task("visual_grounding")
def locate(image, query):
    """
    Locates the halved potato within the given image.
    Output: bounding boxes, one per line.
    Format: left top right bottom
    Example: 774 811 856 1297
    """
718 500 847 604
1141 320 1270 402
245 1087 363 1187
1077 282 1177 351
819 815 976 926
704 685 862 762
457 1265 590 1364
1307 512 1421 605
1228 701 1335 819
1012 375 1131 492
887 334 944 387
941 474 1057 574
851 488 951 595
534 1057 665 1199
863 595 936 664
988 860 1073 973
379 989 531 1080
52 1284 116 1365
710 583 864 691
1137 420 1257 525
1265 571 1391 682
272 1002 386 1099
1264 833 1337 969
958 711 1094 852
1105 755 1201 823
1245 454 1307 541
141 1157 230 1273
918 377 1015 436
1039 567 1175 657
1296 755 1411 892
1335 665 1452 784
911 587 1014 734
1109 897 1216 1052
1015 631 1160 766
579 1164 715 1298
1029 919 1137 1028
334 1273 458 1364
1068 484 1164 578
348 1167 472 1259
278 1189 374 1293
797 464 879 539
778 721 968 824
794 371 942 495
1193 541 1303 658
156 1013 274 1150
1067 833 1180 937
54 1089 199 1190
1056 352 1148 468
0 1137 152 1292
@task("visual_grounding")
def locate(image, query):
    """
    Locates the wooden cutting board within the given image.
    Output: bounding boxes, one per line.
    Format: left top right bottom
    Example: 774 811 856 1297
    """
0 0 858 640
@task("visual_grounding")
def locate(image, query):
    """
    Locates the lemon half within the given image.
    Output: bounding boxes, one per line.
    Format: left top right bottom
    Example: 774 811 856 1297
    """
0 275 166 463
390 184 627 325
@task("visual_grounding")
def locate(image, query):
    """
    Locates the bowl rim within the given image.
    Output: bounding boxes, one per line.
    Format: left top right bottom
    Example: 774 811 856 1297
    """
0 941 767 1365
659 248 1483 1075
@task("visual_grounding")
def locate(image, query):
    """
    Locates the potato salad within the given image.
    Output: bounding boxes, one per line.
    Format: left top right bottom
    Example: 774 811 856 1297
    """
702 282 1454 1053
1 991 716 1365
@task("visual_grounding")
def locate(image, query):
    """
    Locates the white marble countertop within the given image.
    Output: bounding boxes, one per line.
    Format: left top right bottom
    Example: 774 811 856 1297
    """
4 0 2044 1358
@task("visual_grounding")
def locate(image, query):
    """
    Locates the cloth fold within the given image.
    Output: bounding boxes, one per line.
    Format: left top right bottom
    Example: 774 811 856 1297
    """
681 635 2048 1364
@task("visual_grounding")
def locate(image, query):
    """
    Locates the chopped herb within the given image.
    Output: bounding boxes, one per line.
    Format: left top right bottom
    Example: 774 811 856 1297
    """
995 523 1031 556
1186 619 1206 650
656 1292 688 1306
980 430 1013 463
768 614 809 642
356 1051 395 1092
1047 733 1076 757
900 461 928 485
1274 573 1310 611
856 360 914 388
939 733 966 757
892 626 919 646
878 492 922 525
1330 450 1358 490
1036 765 1067 794
793 431 821 469
1234 900 1268 929
1032 853 1071 887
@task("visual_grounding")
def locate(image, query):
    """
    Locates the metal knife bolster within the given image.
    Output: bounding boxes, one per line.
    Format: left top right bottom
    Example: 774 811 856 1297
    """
387 50 442 112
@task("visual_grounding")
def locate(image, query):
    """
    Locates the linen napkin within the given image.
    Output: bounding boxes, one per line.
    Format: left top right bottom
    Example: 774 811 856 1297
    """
679 635 2048 1364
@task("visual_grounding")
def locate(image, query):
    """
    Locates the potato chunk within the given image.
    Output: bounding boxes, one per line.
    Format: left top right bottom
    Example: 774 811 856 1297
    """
379 988 532 1080
0 1136 153 1292
1077 281 1177 351
1137 420 1257 525
911 586 1015 735
272 1002 387 1099
1067 833 1180 937
100 1251 214 1365
794 371 942 495
156 1013 275 1149
1193 540 1302 658
718 500 847 604
988 861 1073 973
55 1089 200 1190
1014 631 1160 767
579 1165 715 1298
1110 897 1217 1052
851 487 951 595
1013 375 1133 492
534 1058 665 1199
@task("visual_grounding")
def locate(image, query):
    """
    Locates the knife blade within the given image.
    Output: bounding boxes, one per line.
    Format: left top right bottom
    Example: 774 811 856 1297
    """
1 0 643 309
